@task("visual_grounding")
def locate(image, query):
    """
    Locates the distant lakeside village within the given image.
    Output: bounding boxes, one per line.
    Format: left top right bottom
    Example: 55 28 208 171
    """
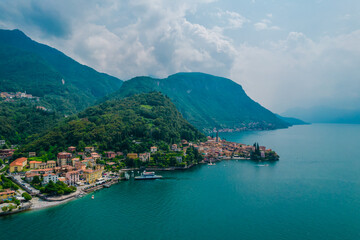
0 135 278 216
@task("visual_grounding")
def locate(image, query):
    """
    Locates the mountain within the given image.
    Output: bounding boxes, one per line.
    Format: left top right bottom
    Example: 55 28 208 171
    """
0 29 123 114
275 114 309 125
20 92 206 157
108 72 290 132
283 106 360 124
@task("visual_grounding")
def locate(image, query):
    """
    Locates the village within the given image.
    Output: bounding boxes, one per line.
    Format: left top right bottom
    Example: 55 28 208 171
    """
0 91 40 102
0 135 277 215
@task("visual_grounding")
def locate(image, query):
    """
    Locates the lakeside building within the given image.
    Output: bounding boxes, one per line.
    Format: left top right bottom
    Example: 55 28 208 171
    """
83 167 103 184
42 173 59 185
0 189 15 200
66 171 80 186
9 157 28 173
139 153 150 162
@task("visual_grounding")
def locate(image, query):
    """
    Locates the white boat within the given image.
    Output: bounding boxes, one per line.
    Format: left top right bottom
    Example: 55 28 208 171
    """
91 195 94 199
134 171 162 180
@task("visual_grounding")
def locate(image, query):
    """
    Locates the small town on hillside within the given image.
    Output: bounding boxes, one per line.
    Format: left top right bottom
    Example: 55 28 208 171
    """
0 91 40 102
0 135 278 215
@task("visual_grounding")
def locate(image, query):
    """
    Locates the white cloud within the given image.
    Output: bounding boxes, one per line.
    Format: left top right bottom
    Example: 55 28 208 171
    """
254 19 280 31
1 0 360 112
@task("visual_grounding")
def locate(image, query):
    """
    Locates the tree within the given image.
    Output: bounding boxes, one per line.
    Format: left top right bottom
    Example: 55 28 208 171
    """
22 192 32 201
1 206 8 212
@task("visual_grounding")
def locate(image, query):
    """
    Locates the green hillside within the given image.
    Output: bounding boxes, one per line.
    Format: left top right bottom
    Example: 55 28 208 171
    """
0 29 123 113
21 92 205 156
0 102 61 145
0 29 123 144
110 72 289 132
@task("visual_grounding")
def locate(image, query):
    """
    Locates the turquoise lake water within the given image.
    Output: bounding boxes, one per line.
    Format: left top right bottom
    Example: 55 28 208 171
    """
1 124 360 240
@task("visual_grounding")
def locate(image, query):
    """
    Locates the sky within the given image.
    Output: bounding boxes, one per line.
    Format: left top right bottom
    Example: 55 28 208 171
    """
0 0 360 113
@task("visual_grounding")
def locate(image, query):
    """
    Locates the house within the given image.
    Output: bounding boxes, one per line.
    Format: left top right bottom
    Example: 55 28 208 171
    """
68 146 76 152
29 161 42 169
0 189 15 200
176 156 183 163
85 146 95 153
46 160 56 169
105 151 116 159
0 140 5 146
25 172 40 182
150 146 157 153
42 173 58 185
66 171 80 186
9 157 28 172
83 168 103 184
139 153 150 162
0 149 15 159
29 152 36 157
181 139 188 146
90 152 101 161
71 158 80 167
57 152 72 167
30 168 53 175
75 162 86 170
260 151 265 158
127 153 138 160
171 144 178 151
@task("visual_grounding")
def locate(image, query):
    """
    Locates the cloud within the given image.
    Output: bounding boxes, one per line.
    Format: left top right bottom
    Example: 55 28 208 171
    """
254 19 280 31
0 0 360 113
0 0 70 38
216 10 249 29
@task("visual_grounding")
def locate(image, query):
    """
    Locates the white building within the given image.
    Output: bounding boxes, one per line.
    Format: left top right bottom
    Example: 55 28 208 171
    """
0 140 5 146
150 146 157 153
42 173 59 185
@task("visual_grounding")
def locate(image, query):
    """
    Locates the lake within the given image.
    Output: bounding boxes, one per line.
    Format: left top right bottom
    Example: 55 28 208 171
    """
1 124 360 240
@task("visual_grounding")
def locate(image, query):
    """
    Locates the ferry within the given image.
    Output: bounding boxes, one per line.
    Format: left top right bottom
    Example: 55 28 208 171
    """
134 171 162 180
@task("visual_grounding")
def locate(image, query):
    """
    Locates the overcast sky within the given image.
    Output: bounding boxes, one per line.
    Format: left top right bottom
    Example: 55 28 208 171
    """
1 0 360 113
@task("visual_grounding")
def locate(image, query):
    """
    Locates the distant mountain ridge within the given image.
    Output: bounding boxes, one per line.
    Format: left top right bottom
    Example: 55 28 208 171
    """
283 106 360 124
275 114 309 125
109 72 290 132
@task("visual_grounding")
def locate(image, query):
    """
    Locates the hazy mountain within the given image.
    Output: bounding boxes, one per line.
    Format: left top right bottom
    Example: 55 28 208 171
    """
283 106 360 124
275 114 309 125
108 72 290 132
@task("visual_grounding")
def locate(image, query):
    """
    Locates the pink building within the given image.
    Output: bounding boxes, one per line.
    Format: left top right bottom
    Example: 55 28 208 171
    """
66 171 80 186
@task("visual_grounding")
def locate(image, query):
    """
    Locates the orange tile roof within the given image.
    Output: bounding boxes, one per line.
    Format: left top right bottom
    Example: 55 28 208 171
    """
10 157 27 166
29 161 42 164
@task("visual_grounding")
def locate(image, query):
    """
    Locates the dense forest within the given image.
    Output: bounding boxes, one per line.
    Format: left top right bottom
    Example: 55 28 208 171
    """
0 101 61 144
20 92 206 157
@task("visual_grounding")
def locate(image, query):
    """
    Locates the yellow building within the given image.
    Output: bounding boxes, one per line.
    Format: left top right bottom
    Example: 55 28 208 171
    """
0 190 15 200
127 153 138 159
29 161 42 169
9 157 28 173
46 160 56 169
83 168 103 184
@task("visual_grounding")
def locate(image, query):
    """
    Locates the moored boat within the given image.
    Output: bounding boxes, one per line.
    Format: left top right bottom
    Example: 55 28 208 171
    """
135 171 162 180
